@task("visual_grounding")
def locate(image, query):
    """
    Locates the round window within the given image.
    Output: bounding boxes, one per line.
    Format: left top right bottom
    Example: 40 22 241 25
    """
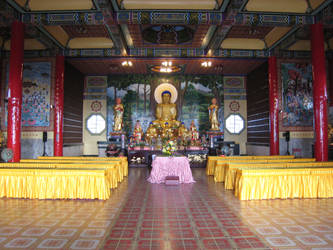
86 114 106 134
225 114 245 134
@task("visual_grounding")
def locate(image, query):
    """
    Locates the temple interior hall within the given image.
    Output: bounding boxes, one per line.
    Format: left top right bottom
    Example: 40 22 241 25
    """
1 0 333 249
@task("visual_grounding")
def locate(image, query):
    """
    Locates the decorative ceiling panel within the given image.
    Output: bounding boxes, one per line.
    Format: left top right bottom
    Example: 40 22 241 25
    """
227 26 274 39
128 24 210 48
62 25 109 38
121 0 217 10
245 0 308 13
14 0 94 11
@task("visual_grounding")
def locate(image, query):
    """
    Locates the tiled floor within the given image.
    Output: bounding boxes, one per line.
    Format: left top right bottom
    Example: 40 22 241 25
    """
0 168 332 249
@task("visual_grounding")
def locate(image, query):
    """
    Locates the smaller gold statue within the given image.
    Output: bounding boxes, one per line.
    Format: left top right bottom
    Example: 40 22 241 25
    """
113 98 124 132
190 120 199 141
208 97 220 131
161 122 175 140
133 120 144 143
145 122 158 144
178 122 190 143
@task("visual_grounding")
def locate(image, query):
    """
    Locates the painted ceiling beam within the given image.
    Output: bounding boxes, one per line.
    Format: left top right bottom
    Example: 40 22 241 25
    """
22 11 317 26
2 48 320 59
94 0 127 52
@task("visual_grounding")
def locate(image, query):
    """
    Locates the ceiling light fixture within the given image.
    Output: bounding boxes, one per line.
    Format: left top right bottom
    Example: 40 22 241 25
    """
201 61 212 67
122 61 133 67
162 61 172 67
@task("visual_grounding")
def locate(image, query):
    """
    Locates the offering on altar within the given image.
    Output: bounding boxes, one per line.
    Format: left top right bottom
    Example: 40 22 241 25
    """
208 97 220 131
162 140 177 156
113 97 124 132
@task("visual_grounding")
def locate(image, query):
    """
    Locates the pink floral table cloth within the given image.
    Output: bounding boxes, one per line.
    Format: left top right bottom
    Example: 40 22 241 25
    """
147 156 195 184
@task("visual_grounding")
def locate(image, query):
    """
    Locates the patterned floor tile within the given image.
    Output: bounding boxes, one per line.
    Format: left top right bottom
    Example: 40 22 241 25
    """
4 237 37 248
233 237 266 248
226 226 255 237
37 238 68 249
169 229 195 238
21 227 49 236
202 238 232 249
282 225 309 234
169 239 198 250
51 228 77 237
137 240 164 250
70 239 99 249
80 229 105 238
0 227 22 236
103 239 133 250
296 235 328 245
265 236 297 247
256 226 282 235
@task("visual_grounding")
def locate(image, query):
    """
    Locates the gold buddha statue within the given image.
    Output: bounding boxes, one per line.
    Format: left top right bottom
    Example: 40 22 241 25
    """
145 122 158 144
153 91 180 129
178 122 190 142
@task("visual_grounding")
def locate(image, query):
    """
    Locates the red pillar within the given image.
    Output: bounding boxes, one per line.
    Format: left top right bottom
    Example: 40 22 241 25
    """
7 21 24 162
311 23 328 161
54 55 64 156
268 56 280 155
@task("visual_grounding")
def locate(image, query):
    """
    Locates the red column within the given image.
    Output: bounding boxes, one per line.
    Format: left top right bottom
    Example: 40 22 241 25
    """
54 55 64 156
7 21 24 162
311 23 328 161
268 56 280 155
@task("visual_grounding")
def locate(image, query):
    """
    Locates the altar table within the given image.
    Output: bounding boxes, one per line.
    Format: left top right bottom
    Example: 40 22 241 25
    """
147 156 195 184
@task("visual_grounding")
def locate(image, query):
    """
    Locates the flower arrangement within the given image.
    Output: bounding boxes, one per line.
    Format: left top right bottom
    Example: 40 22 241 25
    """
162 140 177 156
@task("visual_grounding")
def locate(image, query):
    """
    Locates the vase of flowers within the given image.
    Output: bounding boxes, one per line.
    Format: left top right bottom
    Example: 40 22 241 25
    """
162 140 177 156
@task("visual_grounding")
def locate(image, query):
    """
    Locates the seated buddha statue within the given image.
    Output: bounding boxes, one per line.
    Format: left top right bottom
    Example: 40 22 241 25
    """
153 91 180 129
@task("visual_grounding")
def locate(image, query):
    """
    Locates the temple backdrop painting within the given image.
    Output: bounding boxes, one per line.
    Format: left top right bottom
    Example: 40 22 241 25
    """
106 75 224 137
4 61 51 127
280 62 313 128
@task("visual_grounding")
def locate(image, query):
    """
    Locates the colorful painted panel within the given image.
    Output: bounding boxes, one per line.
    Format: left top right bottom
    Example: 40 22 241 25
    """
280 62 313 127
5 62 51 127
106 76 224 136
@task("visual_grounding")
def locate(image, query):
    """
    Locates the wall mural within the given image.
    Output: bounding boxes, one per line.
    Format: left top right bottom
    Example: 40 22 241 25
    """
4 61 51 127
106 75 224 137
280 62 313 128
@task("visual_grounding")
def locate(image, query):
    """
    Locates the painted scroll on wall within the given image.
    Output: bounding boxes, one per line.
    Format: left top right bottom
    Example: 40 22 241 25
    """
280 62 313 128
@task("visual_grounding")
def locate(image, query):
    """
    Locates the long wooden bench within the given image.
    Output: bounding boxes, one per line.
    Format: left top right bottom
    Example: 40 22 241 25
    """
0 167 111 200
234 166 333 200
220 158 316 187
20 160 124 184
206 155 294 176
37 156 128 177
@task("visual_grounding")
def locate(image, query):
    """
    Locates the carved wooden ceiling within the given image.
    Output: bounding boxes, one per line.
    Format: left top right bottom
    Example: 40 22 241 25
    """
1 0 333 75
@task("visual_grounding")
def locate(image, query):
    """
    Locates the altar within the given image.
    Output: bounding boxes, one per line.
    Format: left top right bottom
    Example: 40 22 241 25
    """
147 156 195 184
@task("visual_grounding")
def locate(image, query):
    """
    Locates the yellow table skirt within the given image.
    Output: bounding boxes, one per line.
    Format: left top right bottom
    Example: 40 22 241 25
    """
19 160 123 185
221 158 316 188
206 155 294 176
37 156 128 177
0 168 110 200
235 168 333 200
